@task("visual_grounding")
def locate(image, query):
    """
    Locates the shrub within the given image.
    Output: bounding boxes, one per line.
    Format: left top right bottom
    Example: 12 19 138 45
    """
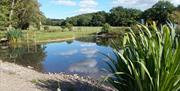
44 26 49 31
6 29 23 43
105 22 180 91
101 23 111 33
44 26 59 32
65 23 73 31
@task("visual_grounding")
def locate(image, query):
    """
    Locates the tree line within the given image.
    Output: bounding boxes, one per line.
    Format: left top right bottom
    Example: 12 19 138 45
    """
0 1 180 31
44 1 180 27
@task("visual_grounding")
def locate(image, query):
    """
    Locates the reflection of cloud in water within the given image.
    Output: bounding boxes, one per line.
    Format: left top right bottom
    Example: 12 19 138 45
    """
54 49 78 56
80 42 96 47
81 48 98 58
69 59 98 73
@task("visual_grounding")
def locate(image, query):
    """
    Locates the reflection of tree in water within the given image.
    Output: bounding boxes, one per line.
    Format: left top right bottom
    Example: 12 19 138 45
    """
75 36 96 43
97 37 123 49
76 36 123 48
0 44 46 72
66 40 74 44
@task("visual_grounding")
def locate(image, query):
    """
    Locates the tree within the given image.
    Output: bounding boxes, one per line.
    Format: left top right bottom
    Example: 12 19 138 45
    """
15 0 44 29
101 23 111 33
141 1 175 24
0 0 44 30
0 0 9 30
108 7 141 26
171 5 180 24
44 18 65 26
76 15 92 26
91 11 107 26
65 22 73 31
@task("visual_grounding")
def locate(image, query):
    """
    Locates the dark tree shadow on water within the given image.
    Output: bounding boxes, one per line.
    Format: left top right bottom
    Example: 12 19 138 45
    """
36 79 112 91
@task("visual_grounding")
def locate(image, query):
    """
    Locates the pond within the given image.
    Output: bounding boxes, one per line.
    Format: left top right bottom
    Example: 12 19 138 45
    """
0 36 121 79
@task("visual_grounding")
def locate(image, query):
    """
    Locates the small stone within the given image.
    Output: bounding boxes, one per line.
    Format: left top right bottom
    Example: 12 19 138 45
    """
27 66 34 69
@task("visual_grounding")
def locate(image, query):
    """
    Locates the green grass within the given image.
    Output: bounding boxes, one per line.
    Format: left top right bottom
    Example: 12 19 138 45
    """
36 31 74 41
0 26 127 43
35 27 101 42
32 26 126 42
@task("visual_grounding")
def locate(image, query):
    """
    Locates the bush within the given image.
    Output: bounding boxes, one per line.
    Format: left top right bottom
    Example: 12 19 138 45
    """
101 23 111 33
105 22 180 91
65 23 73 31
62 28 69 32
6 29 23 43
44 26 60 32
44 26 49 31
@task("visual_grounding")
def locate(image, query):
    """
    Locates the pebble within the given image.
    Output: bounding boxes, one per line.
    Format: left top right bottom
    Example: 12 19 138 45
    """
27 66 34 69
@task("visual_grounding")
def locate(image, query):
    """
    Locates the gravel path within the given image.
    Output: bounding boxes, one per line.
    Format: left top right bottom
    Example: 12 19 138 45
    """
0 60 115 91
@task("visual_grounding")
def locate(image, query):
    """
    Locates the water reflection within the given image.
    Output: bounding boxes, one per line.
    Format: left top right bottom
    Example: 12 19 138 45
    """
0 44 46 72
54 49 78 56
81 48 98 58
76 36 123 48
68 59 98 73
0 36 119 78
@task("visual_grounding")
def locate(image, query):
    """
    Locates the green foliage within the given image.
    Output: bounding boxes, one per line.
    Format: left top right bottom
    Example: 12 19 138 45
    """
6 29 23 43
108 7 142 26
15 0 44 29
91 11 107 26
0 0 44 30
65 23 73 31
69 13 93 26
0 0 9 31
142 1 175 24
44 26 49 31
45 7 141 27
44 26 62 32
101 23 111 33
44 18 64 26
105 22 180 91
43 2 180 27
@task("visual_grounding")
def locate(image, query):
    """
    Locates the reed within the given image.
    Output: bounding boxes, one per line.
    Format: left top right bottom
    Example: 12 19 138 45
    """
105 22 180 91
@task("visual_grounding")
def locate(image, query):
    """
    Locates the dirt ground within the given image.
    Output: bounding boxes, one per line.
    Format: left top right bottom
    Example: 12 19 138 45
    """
0 60 115 91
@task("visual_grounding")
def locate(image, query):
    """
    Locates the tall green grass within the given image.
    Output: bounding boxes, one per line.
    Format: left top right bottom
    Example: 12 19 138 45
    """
6 29 23 43
105 22 180 91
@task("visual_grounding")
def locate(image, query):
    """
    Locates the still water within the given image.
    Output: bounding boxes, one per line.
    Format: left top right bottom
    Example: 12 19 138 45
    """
0 37 119 78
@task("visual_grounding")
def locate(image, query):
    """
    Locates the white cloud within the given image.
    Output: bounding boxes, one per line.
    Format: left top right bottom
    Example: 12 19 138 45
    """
76 0 99 14
80 42 96 47
54 49 78 56
75 8 99 15
79 0 98 8
112 0 180 10
81 48 98 58
68 59 98 73
54 0 77 6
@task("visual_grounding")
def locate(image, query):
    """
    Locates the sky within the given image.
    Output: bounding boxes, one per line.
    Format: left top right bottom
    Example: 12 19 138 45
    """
39 0 180 19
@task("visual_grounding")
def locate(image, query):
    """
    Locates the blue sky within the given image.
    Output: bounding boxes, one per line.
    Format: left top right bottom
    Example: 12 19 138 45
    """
39 0 180 19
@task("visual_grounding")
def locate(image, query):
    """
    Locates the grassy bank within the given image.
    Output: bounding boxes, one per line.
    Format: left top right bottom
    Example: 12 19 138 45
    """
36 27 102 42
0 26 128 43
